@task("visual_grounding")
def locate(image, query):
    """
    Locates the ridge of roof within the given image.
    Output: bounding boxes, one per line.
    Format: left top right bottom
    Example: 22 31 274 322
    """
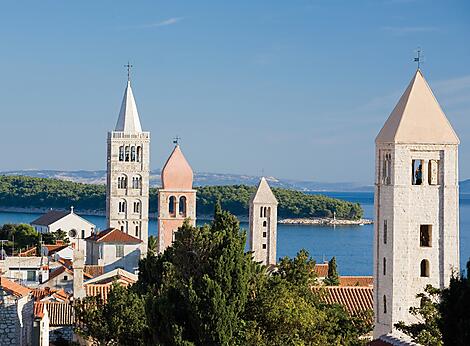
31 210 69 226
86 228 142 244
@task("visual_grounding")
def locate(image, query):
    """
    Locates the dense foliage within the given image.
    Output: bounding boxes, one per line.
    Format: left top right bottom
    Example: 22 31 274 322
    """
0 175 363 220
396 261 470 346
75 206 372 345
324 256 340 286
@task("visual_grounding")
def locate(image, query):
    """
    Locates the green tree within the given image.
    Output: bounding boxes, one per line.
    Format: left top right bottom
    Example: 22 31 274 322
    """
0 223 40 253
147 235 158 256
324 256 340 286
74 283 147 346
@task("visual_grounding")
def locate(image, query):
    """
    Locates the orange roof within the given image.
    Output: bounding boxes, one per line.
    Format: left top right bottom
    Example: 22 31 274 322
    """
86 280 134 301
44 243 69 255
84 265 104 278
313 286 373 315
19 247 37 257
0 276 31 298
87 228 142 244
47 263 92 282
34 302 75 326
339 276 373 287
314 263 329 277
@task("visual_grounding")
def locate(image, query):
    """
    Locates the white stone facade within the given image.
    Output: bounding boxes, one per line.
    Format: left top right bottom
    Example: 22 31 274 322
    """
374 143 459 337
106 82 150 256
249 178 278 266
86 240 141 274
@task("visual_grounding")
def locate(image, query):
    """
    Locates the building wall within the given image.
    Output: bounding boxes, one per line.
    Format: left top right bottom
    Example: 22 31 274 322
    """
0 294 33 346
249 202 278 266
157 189 196 253
106 131 150 256
86 241 140 273
373 143 459 338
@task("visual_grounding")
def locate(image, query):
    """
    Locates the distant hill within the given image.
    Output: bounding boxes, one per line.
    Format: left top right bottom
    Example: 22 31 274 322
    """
1 170 374 192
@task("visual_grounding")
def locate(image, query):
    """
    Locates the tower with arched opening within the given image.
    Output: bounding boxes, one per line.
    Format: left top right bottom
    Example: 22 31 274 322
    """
373 69 460 338
106 79 150 256
249 177 278 266
157 144 196 253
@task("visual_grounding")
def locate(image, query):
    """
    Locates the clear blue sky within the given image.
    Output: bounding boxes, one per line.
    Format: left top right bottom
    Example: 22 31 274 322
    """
1 1 469 183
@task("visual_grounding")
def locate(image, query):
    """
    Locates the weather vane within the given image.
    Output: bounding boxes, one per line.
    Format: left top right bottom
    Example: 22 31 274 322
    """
124 61 133 81
173 136 181 145
414 48 422 70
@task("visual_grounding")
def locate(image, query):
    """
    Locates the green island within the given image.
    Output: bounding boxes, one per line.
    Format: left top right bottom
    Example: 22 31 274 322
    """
0 175 363 220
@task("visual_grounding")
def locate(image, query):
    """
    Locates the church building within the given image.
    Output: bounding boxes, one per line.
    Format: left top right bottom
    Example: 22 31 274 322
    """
249 177 278 266
157 144 196 253
106 78 150 256
373 69 460 338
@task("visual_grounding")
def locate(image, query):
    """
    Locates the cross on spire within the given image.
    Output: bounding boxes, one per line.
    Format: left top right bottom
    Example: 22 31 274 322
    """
414 48 422 70
173 136 181 145
124 61 133 81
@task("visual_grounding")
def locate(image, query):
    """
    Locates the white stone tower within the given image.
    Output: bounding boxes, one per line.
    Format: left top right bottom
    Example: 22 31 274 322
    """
249 177 278 266
157 144 196 253
106 79 150 256
373 69 460 338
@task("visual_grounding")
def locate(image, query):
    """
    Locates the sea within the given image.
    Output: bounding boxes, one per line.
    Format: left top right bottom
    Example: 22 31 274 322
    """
1 191 469 276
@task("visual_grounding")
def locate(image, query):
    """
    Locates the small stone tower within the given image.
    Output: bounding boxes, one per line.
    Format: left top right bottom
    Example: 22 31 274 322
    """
106 80 150 256
157 144 196 253
249 177 278 266
374 69 460 338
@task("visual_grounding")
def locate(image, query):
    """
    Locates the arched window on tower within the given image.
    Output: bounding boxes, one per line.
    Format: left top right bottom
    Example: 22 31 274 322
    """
179 196 187 217
420 259 430 277
383 295 387 314
119 146 124 161
137 146 142 162
383 257 386 275
134 201 141 214
420 225 432 247
131 146 136 162
263 207 267 217
125 146 130 162
132 175 142 189
118 176 127 189
118 200 126 213
260 206 263 217
263 221 267 227
169 196 176 217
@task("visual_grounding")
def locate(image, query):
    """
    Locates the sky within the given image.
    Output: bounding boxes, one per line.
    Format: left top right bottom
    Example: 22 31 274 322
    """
0 1 469 183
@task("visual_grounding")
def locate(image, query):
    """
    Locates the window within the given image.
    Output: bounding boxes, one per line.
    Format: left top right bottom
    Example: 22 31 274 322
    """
383 295 387 314
134 201 141 213
264 207 267 217
263 221 267 227
420 225 432 247
137 146 142 162
383 220 387 244
27 270 36 282
118 176 127 189
169 196 176 217
262 244 267 249
81 229 85 239
383 257 386 275
428 160 440 185
135 225 139 237
119 200 126 213
263 232 267 238
179 196 187 217
172 230 177 242
119 146 124 161
63 275 68 281
412 159 424 185
125 146 130 161
382 152 392 185
260 206 263 217
420 259 430 277
116 244 124 258
120 225 124 232
131 146 136 162
132 176 141 189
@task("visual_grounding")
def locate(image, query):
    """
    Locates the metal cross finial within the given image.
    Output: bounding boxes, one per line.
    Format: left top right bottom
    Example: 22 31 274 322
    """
124 61 133 81
173 136 181 145
414 48 422 70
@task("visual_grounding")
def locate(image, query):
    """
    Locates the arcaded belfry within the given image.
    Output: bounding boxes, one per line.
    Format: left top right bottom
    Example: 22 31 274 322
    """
249 177 278 266
373 69 460 338
157 144 196 253
106 79 150 256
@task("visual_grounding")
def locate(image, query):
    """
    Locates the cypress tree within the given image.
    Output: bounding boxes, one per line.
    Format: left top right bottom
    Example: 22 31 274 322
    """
324 256 340 286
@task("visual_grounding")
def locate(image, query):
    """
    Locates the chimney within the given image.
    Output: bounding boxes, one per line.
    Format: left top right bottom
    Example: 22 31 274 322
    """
72 248 86 299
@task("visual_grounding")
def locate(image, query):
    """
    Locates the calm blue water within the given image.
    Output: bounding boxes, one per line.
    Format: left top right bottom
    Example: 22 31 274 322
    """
1 192 468 276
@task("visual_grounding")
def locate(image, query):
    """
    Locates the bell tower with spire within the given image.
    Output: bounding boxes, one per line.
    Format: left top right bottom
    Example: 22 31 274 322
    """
373 69 460 338
106 72 150 256
157 143 196 253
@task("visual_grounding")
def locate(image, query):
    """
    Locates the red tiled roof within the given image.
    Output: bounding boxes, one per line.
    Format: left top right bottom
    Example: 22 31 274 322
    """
19 247 37 257
84 265 104 278
339 276 373 287
0 276 31 298
47 264 92 282
313 286 373 315
32 287 71 302
34 302 75 326
314 263 329 277
86 228 142 244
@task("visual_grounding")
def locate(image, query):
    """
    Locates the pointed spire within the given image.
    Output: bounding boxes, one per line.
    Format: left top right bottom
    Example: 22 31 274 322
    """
376 70 459 144
251 177 278 204
115 81 143 133
161 144 194 190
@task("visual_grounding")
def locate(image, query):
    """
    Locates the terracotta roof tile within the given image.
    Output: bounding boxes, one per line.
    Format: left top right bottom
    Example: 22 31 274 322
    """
312 286 373 315
31 210 69 226
34 302 75 326
339 276 373 287
0 276 31 298
84 265 104 278
314 263 329 277
86 228 142 244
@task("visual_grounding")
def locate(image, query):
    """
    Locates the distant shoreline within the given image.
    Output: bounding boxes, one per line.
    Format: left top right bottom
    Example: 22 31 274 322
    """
0 206 372 226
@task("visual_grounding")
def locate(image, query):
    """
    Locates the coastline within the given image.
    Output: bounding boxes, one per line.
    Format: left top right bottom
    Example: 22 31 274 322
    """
0 206 372 226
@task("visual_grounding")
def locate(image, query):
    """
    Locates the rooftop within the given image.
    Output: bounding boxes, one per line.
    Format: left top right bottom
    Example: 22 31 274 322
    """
0 276 31 298
86 228 142 244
